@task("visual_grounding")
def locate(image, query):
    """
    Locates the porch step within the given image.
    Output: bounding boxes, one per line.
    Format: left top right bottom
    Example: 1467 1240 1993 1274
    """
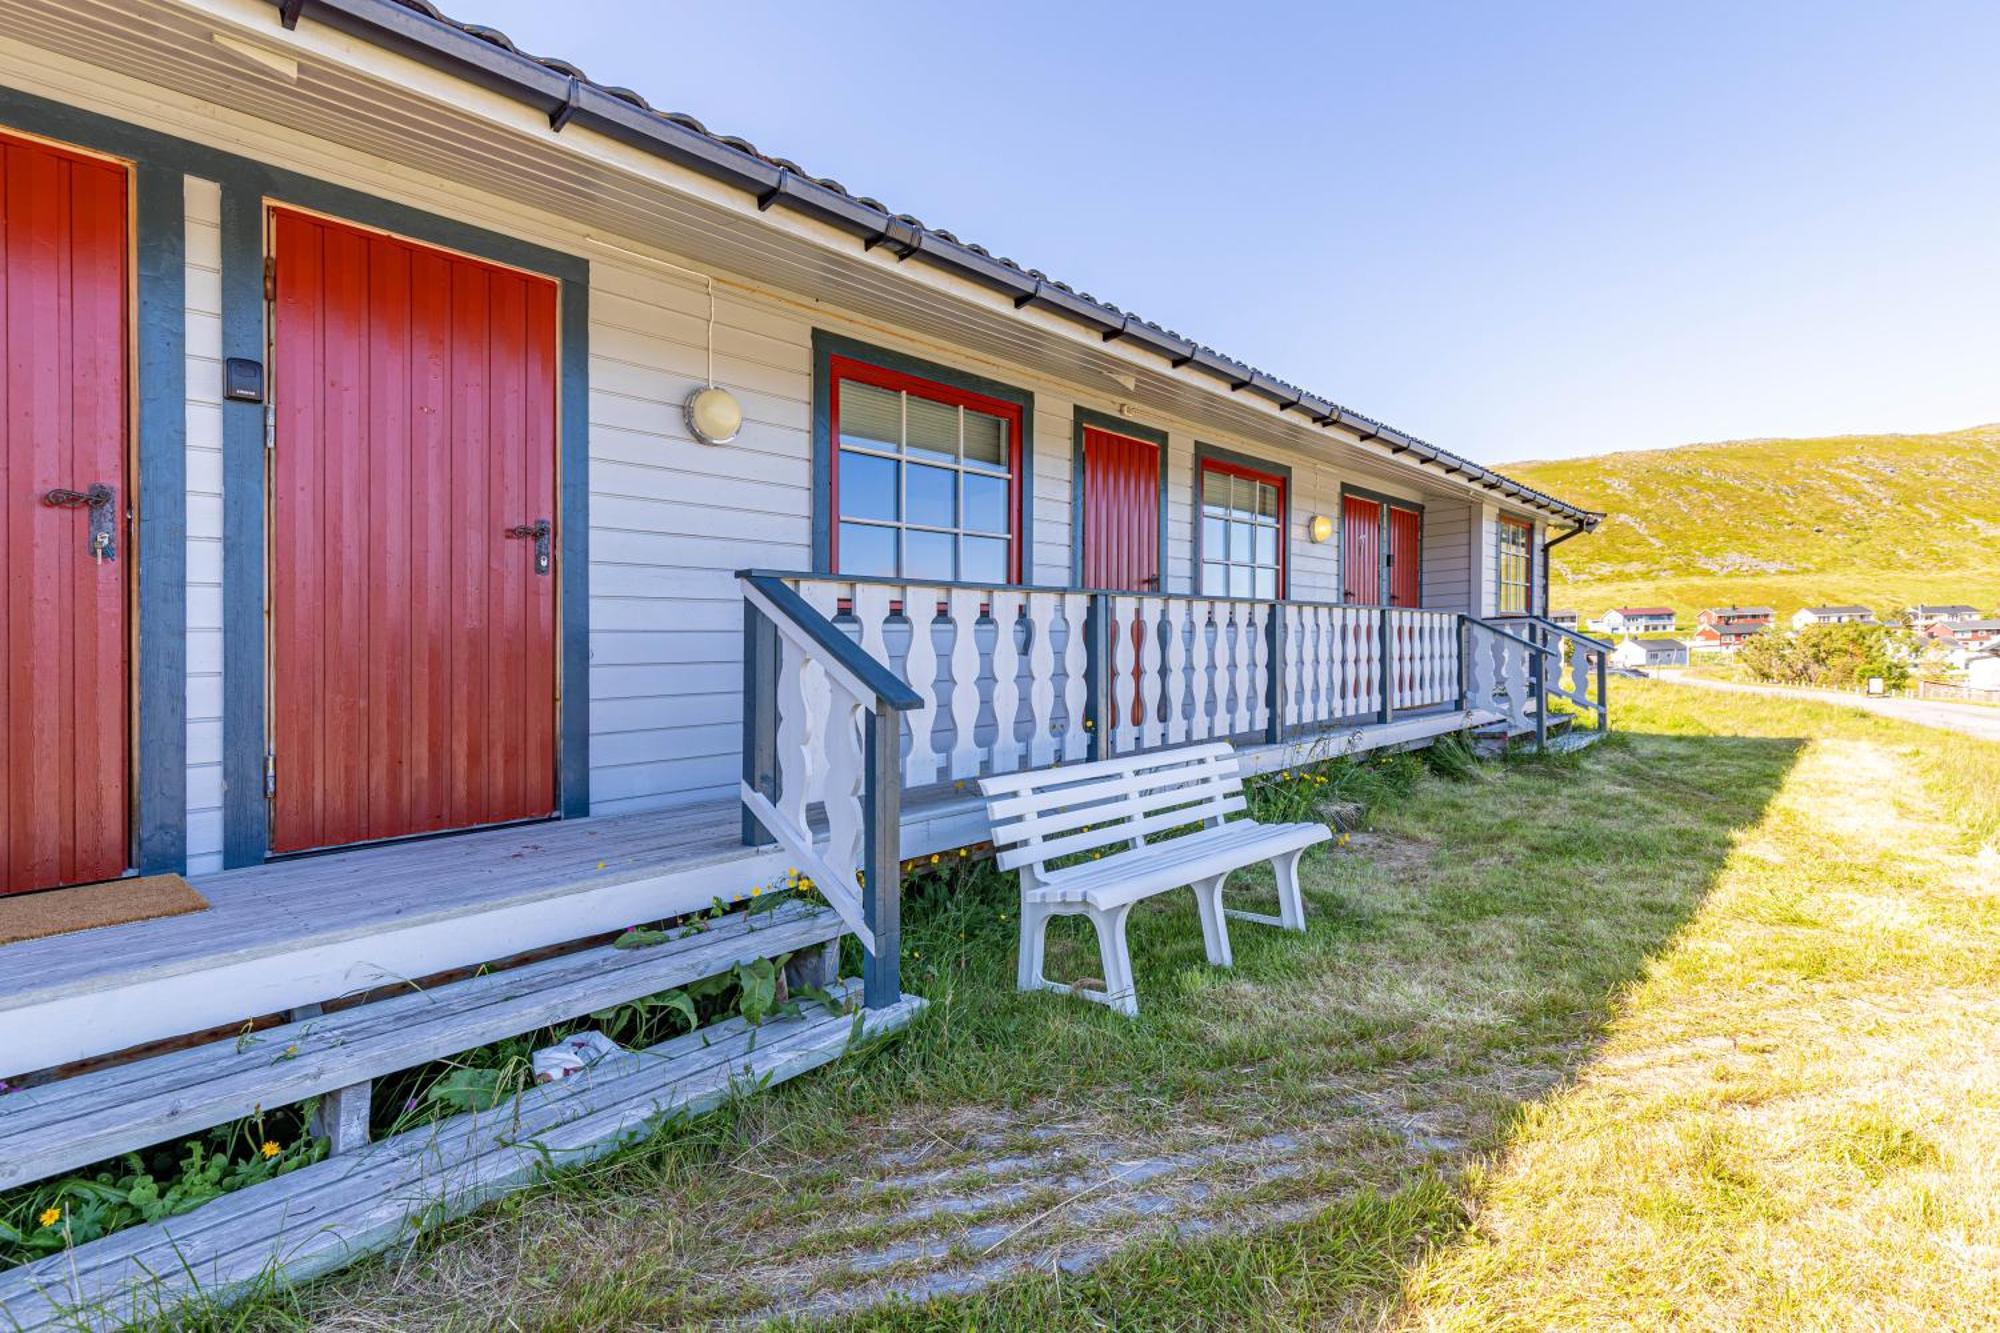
0 899 845 1192
0 977 924 1333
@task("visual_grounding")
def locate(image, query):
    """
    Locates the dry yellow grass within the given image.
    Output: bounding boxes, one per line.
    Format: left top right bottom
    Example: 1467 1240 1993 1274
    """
1402 696 2000 1330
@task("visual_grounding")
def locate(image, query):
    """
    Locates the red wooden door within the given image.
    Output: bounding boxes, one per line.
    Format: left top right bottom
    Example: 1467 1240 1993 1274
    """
269 209 558 854
1387 504 1422 607
1 131 130 895
1341 494 1380 604
1080 426 1160 591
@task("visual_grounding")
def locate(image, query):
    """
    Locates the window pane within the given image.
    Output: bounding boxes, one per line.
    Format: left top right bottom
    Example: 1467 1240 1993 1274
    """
838 451 898 522
1229 564 1252 597
904 528 954 580
1203 562 1227 596
1230 519 1255 561
907 463 956 528
1254 567 1277 599
906 396 958 463
839 522 896 577
1202 480 1225 518
1254 525 1277 565
1256 483 1279 518
963 410 1008 469
961 536 1008 584
964 472 1009 534
840 381 900 452
1203 516 1226 559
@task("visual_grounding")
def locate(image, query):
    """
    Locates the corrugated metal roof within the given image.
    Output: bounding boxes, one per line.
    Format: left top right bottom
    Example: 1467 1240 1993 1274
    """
274 0 1603 528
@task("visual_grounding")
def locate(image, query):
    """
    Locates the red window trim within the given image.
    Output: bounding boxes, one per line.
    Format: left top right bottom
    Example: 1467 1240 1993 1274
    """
827 353 1026 583
1198 455 1288 599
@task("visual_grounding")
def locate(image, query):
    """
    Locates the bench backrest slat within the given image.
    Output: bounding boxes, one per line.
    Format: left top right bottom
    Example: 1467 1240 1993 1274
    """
980 743 1247 878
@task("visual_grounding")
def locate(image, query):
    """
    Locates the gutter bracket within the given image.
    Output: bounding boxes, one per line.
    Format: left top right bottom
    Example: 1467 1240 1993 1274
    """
549 77 582 132
277 0 306 29
1013 280 1044 311
862 215 923 260
756 167 791 212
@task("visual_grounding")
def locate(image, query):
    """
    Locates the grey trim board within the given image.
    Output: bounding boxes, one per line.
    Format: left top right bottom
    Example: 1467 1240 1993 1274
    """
810 329 1035 578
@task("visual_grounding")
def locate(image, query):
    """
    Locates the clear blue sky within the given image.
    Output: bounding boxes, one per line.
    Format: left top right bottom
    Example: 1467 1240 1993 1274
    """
469 1 2000 463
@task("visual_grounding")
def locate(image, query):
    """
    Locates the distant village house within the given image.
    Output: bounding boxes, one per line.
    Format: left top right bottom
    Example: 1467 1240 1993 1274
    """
1612 637 1689 669
1790 605 1876 629
1548 610 1581 630
1597 606 1677 634
1907 604 1981 630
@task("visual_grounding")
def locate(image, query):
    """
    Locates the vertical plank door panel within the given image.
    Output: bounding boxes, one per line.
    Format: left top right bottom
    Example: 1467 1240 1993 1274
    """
1387 504 1422 608
0 131 129 894
270 210 557 854
1341 494 1379 606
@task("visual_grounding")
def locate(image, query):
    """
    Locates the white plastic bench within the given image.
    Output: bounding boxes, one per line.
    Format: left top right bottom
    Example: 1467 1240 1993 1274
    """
979 741 1331 1017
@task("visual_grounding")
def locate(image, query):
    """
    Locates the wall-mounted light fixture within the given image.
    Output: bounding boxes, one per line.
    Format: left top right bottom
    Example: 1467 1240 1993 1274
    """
587 234 743 445
1308 513 1335 544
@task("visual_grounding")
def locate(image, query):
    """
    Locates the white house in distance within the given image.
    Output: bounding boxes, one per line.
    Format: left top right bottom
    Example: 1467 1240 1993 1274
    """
1549 609 1581 630
1792 605 1876 629
1597 606 1677 634
1908 604 1981 631
1968 650 2000 692
1612 637 1689 669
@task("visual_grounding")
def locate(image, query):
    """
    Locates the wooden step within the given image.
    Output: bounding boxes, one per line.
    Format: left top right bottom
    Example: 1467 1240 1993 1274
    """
0 900 845 1191
0 977 923 1332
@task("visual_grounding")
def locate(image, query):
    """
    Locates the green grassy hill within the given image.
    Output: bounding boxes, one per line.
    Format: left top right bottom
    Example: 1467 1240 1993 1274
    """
1501 424 2000 623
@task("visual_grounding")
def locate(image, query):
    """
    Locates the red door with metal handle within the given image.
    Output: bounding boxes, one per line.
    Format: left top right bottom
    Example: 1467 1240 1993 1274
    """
2 130 131 894
268 208 558 853
1341 494 1380 604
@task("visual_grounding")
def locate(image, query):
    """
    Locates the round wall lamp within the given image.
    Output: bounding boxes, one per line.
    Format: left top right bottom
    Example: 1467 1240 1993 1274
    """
684 384 743 445
1308 513 1335 544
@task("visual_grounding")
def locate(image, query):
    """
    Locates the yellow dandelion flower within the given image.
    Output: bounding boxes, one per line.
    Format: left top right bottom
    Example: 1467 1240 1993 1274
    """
37 1206 61 1228
260 1141 281 1159
751 885 762 897
929 854 940 864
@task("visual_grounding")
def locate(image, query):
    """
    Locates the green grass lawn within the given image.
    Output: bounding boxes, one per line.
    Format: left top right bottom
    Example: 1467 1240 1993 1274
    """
209 682 2000 1330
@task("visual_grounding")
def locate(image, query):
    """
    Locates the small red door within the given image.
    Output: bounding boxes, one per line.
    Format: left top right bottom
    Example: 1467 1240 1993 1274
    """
1 131 130 895
1387 504 1422 607
1342 494 1380 604
269 209 558 853
1080 426 1160 591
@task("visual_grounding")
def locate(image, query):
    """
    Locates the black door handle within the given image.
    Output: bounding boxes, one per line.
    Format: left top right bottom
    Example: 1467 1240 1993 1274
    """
506 518 552 575
44 483 116 562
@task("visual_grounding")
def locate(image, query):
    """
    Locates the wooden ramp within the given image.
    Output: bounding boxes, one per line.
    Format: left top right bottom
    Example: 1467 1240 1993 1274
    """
0 978 923 1332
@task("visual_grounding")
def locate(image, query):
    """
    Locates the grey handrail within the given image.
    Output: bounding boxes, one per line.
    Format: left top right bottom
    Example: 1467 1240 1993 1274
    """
1521 615 1613 654
738 573 919 1011
1517 615 1611 736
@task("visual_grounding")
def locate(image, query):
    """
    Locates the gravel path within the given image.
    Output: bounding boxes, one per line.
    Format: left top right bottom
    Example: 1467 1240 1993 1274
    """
1658 673 2000 743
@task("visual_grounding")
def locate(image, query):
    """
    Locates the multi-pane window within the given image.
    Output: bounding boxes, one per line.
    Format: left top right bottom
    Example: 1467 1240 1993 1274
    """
1199 461 1284 598
831 358 1020 583
1498 515 1533 615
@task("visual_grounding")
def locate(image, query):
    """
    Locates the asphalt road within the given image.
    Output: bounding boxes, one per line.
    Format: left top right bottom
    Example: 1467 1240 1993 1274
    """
1658 673 2000 744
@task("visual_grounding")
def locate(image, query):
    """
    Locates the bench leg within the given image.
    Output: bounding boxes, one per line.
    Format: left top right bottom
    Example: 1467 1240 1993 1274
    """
1018 899 1054 993
1090 903 1139 1017
1270 848 1309 932
1190 874 1234 968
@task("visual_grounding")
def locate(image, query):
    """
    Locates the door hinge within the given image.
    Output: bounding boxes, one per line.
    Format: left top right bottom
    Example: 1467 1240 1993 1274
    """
264 750 276 798
264 400 275 451
263 255 276 303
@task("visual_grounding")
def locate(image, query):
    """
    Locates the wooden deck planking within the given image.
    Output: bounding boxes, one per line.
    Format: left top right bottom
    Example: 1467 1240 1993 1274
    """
1 902 846 1189
0 980 926 1332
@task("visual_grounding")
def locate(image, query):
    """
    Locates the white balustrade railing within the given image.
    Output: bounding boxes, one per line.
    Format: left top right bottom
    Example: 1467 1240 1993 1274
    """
773 576 1478 787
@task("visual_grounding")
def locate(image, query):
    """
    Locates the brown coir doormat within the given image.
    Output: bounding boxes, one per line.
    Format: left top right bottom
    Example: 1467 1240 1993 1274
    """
0 874 208 945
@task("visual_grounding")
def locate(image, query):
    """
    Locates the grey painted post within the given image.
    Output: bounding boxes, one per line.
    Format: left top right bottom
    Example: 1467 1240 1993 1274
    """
1532 646 1548 752
1084 592 1114 761
862 706 904 1010
1377 607 1395 725
288 1004 370 1154
1596 647 1610 733
1457 615 1472 711
1265 602 1287 745
741 602 779 846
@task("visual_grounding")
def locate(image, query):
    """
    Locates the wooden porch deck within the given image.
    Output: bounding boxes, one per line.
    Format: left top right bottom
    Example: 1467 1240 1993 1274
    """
0 705 1483 1082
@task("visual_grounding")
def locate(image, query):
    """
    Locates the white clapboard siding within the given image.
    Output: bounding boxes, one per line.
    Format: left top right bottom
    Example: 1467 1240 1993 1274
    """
184 176 225 874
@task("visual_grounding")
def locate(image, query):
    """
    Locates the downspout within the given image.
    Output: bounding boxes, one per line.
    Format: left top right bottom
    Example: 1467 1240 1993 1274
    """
1541 521 1590 618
